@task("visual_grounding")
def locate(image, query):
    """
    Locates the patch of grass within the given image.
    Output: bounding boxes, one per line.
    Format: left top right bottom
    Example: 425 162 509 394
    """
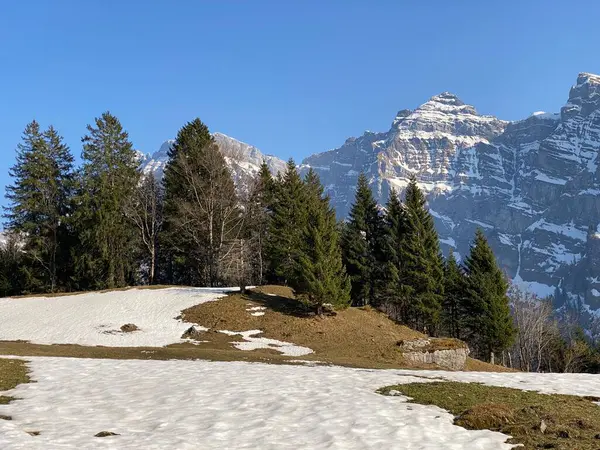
379 382 600 449
0 358 30 405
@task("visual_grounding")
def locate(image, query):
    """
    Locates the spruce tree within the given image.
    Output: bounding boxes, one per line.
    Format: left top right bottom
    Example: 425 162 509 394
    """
463 229 515 361
161 118 238 286
73 112 139 289
5 121 74 292
341 172 384 306
267 159 307 285
398 175 444 334
377 188 410 311
442 250 465 339
161 119 215 284
244 161 277 284
296 170 350 312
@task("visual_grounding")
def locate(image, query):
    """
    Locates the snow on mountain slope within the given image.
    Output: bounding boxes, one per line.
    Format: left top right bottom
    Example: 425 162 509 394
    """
302 73 600 327
139 132 286 186
0 288 239 347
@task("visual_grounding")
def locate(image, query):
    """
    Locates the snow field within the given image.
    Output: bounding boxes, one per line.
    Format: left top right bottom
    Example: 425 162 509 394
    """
0 288 240 347
0 357 522 450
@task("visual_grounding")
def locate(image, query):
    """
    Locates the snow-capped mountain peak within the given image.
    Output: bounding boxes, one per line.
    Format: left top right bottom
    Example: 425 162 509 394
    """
140 133 286 186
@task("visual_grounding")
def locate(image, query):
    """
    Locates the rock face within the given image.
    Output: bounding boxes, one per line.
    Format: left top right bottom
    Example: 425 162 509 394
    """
140 132 286 188
302 73 600 328
398 338 470 371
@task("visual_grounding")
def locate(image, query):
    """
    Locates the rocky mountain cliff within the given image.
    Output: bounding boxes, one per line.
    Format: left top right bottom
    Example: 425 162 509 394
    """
140 132 287 188
302 73 600 330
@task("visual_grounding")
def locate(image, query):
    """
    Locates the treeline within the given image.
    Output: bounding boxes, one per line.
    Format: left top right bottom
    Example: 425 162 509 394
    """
4 113 596 369
1 115 351 312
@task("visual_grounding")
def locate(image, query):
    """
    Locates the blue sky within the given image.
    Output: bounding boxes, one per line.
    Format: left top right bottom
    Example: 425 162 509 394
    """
1 0 599 205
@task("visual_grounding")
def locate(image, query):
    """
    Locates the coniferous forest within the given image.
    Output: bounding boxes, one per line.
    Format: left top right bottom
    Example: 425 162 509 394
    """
2 114 599 370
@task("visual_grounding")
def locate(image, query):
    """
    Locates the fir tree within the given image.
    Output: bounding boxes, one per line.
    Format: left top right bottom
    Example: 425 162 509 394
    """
296 170 350 312
73 112 139 289
242 161 277 284
341 173 384 306
4 121 74 292
161 118 215 284
442 250 465 339
161 118 239 286
463 229 516 361
267 159 307 285
377 188 410 311
398 175 444 334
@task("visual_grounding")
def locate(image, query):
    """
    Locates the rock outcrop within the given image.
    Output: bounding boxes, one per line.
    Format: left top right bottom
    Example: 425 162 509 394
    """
398 338 470 371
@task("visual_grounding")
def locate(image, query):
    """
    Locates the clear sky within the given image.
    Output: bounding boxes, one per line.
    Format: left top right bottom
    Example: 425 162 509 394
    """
1 0 600 205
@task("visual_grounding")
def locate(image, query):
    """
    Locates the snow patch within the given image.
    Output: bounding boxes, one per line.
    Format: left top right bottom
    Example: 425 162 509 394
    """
526 219 587 242
3 358 600 449
440 237 456 247
0 287 238 347
219 330 313 356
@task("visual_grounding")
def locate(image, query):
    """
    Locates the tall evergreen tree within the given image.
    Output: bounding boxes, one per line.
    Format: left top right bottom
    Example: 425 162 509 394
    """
242 161 277 284
377 188 410 311
267 159 307 285
73 112 139 289
398 175 444 334
161 118 239 286
4 121 74 292
161 118 215 284
442 250 465 339
463 229 516 361
341 173 384 306
296 170 350 312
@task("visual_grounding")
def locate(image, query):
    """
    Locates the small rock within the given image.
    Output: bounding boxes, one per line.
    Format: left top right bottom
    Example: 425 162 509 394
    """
181 326 205 340
26 431 40 436
0 415 12 421
595 433 600 439
120 323 139 333
322 303 337 316
557 430 569 438
95 431 120 437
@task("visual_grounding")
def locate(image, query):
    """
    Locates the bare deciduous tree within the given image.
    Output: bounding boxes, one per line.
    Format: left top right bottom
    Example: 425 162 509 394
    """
124 172 163 284
170 143 242 285
507 284 560 372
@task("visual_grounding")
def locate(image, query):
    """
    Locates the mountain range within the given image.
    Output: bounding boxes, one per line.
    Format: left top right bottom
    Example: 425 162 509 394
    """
141 73 600 330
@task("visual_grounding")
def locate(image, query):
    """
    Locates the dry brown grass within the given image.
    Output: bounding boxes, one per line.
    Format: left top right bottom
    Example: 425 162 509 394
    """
0 358 30 406
180 285 469 369
465 357 517 373
379 381 600 450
